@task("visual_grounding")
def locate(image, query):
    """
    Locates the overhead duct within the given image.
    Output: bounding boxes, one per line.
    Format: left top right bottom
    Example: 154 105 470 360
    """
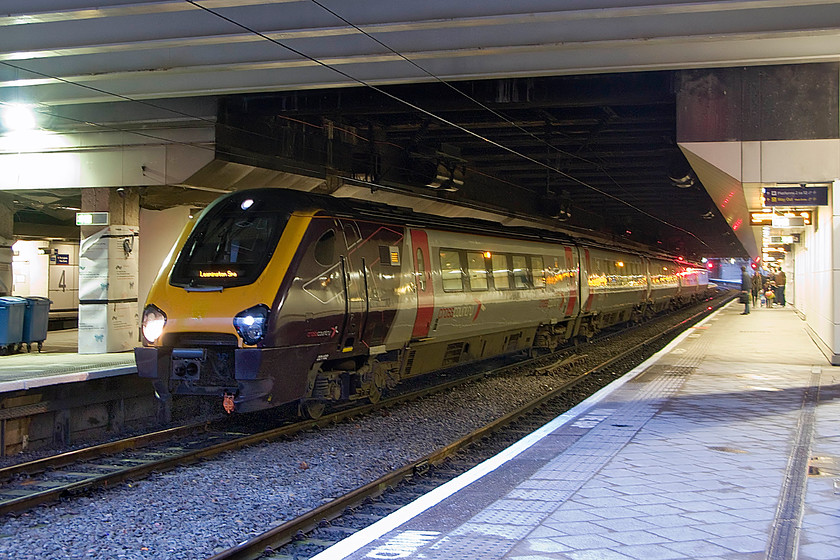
426 159 465 192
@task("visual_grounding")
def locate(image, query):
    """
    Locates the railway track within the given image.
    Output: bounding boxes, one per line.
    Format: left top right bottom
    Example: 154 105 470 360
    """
206 296 728 560
0 293 730 545
0 327 590 516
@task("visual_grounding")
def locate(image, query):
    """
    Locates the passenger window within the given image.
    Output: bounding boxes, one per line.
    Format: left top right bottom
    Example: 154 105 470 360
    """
530 256 545 288
491 254 510 289
440 250 464 292
512 255 529 289
545 256 561 287
467 252 488 291
314 230 336 266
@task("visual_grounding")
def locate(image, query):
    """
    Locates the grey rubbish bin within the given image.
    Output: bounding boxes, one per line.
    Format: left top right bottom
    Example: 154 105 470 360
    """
23 296 51 352
0 297 26 354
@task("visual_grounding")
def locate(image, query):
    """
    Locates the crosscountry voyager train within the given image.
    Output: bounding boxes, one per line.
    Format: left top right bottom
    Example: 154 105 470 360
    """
135 189 709 416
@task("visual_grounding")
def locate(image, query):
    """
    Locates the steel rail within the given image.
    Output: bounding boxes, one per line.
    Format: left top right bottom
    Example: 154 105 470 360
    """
0 294 729 518
205 298 724 560
0 421 213 483
0 346 540 516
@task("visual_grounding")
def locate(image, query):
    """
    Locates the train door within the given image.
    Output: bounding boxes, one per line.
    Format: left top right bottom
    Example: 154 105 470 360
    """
410 229 434 339
337 219 368 352
581 247 594 313
563 246 579 317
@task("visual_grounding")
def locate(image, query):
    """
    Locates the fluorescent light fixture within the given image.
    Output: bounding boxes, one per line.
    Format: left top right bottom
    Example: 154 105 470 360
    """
1 104 36 131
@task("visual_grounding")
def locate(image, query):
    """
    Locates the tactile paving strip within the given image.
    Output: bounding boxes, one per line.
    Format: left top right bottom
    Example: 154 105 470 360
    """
426 535 518 560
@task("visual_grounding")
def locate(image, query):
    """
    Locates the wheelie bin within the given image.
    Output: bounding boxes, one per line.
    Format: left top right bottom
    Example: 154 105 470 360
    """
22 296 51 352
0 297 25 354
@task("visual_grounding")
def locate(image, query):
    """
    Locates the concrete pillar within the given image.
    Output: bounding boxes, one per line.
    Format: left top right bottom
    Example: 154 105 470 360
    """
0 193 15 296
78 187 140 354
676 63 840 364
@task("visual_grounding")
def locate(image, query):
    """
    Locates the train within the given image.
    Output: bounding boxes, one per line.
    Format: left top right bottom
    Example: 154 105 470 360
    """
135 188 710 417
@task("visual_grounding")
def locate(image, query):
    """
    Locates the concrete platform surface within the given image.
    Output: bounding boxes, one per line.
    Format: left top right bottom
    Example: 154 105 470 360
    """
315 302 838 560
0 329 135 392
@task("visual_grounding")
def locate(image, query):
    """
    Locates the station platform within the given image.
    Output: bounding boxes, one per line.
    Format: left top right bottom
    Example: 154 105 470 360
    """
316 302 838 560
0 329 135 393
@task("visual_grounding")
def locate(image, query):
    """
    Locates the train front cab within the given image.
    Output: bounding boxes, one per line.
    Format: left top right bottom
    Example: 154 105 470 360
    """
135 191 327 416
676 266 710 303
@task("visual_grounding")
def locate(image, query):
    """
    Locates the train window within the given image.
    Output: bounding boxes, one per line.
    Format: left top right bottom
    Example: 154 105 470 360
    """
512 255 530 289
341 221 361 249
544 256 561 287
170 193 289 288
466 252 488 291
589 258 605 288
440 250 464 292
416 248 426 291
314 230 336 267
530 256 545 288
491 254 510 289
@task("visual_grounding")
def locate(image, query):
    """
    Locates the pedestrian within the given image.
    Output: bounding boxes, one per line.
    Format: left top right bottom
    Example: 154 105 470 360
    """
751 270 761 307
764 280 776 307
740 265 751 314
774 267 786 306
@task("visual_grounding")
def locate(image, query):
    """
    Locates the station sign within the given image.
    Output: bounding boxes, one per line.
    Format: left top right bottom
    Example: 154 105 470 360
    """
763 186 828 207
75 212 110 226
770 234 800 244
750 211 811 226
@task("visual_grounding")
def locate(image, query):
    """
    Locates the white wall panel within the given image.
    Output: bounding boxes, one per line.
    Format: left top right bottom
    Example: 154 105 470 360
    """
795 188 838 364
761 140 840 183
138 206 191 318
0 128 214 190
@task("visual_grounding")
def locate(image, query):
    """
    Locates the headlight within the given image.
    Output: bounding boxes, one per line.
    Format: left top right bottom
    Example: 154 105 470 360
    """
142 305 167 344
233 304 270 346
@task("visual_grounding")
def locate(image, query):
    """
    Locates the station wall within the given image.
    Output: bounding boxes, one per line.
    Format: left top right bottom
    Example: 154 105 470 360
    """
12 240 80 312
794 180 839 365
138 206 192 318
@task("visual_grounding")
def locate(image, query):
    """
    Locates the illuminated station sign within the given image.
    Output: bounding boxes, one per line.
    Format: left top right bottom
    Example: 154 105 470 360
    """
762 186 828 207
75 212 110 226
750 211 811 227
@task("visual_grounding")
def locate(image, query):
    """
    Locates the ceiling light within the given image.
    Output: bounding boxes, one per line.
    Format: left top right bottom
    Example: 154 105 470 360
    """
1 104 36 131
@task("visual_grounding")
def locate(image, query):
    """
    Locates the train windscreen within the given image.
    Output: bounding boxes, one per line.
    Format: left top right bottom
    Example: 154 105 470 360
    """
170 193 290 289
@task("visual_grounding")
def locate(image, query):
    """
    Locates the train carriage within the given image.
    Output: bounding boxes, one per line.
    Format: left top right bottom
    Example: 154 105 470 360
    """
579 246 648 335
402 229 580 378
646 257 682 314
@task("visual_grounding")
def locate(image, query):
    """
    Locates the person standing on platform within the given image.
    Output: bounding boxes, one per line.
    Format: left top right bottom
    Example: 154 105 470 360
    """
740 265 751 315
751 270 761 307
774 267 786 307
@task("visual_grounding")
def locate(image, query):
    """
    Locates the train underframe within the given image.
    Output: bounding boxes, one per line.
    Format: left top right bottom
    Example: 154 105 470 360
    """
137 290 712 419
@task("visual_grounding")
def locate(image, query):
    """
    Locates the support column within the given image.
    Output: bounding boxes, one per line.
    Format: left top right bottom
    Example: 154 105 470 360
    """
677 63 840 363
0 193 15 296
78 187 140 354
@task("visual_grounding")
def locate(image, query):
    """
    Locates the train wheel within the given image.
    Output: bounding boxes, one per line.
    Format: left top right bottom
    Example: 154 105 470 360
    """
301 399 326 420
370 365 387 404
